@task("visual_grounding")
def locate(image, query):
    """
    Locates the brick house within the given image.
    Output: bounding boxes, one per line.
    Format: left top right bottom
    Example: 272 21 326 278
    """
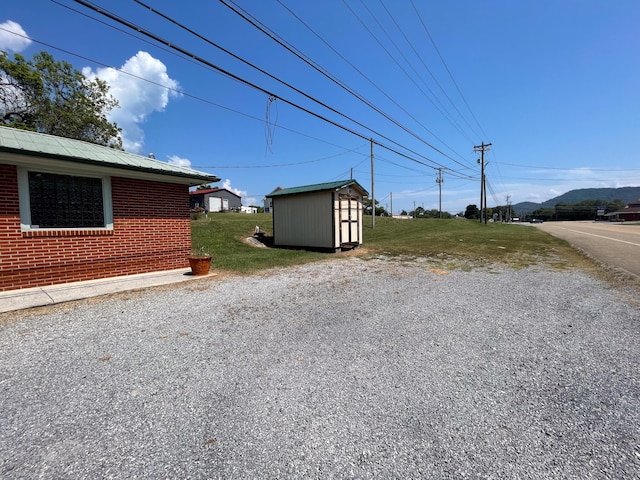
0 126 218 292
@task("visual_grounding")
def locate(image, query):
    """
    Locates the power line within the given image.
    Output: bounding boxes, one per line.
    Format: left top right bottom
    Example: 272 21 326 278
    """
193 144 368 169
354 0 472 143
0 24 374 160
133 0 435 167
218 0 472 168
72 0 473 176
340 0 474 166
270 0 472 166
375 0 478 144
410 0 490 141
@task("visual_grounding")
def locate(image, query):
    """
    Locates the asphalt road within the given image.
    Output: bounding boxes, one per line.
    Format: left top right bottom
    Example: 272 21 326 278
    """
535 220 640 278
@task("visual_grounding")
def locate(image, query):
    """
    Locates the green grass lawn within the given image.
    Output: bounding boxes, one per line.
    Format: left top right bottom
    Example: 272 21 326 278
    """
192 213 584 274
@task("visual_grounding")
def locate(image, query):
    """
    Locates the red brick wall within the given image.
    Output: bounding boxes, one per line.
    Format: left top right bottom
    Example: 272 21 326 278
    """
0 164 192 291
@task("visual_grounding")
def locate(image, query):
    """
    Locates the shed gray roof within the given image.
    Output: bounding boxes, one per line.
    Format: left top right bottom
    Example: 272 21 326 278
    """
0 126 219 185
267 180 368 197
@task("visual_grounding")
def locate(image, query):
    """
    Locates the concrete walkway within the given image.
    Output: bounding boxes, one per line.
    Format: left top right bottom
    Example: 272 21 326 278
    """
0 268 213 314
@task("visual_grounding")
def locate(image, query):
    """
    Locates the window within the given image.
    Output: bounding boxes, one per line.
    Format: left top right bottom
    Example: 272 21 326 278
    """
18 167 113 231
28 172 104 228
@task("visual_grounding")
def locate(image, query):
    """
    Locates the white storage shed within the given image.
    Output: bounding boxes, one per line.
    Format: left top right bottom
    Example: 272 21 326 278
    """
267 180 368 251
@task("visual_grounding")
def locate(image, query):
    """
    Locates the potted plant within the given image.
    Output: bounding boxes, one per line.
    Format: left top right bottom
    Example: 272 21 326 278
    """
188 247 212 275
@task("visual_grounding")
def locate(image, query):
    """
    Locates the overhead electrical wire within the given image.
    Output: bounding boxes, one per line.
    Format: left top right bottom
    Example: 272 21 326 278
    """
71 0 472 176
215 0 472 169
268 0 472 166
48 1 485 207
377 0 480 143
409 0 489 142
0 23 373 163
130 0 445 171
350 0 474 146
193 145 369 170
339 0 475 166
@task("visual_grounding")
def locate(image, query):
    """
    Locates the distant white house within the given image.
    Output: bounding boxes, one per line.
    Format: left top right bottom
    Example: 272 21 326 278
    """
241 206 258 214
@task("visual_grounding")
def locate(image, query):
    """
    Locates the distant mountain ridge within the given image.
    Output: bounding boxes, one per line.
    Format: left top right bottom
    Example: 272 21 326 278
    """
513 187 640 215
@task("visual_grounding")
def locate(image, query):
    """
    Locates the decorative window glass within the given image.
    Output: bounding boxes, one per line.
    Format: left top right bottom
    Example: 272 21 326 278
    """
27 172 105 228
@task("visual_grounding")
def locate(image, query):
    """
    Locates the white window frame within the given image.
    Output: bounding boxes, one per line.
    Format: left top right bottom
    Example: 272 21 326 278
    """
17 166 114 231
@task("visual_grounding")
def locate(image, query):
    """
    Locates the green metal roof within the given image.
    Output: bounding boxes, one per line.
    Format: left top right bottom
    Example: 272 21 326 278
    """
0 126 219 184
267 180 368 197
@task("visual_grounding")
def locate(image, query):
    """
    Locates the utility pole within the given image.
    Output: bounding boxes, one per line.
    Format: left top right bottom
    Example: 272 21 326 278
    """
390 192 393 217
436 168 444 218
505 194 511 223
370 138 375 228
474 142 492 224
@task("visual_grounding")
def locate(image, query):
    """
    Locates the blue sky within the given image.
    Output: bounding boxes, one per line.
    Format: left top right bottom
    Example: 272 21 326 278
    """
2 0 639 214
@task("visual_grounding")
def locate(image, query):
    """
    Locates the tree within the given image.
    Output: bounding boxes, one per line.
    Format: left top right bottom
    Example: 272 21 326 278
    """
0 51 122 148
490 204 517 222
464 204 480 219
362 196 387 216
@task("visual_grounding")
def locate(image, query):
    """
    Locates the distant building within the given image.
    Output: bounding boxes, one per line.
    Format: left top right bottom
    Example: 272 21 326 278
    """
190 187 241 212
0 126 218 292
263 186 284 213
606 199 640 222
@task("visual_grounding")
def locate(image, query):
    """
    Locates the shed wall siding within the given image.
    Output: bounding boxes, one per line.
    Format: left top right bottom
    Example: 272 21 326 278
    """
273 191 334 248
0 163 191 291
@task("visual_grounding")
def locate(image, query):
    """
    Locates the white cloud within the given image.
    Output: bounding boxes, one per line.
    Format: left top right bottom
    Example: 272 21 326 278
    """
167 155 191 168
221 179 254 204
83 51 180 154
0 20 31 52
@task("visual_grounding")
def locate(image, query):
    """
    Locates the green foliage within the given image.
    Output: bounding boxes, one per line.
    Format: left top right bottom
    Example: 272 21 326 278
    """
362 196 388 216
464 204 480 219
531 199 627 221
488 204 517 221
0 51 122 148
409 207 452 219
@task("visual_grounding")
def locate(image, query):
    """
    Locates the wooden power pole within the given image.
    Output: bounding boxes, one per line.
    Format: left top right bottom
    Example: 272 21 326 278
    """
474 142 492 224
370 138 375 228
436 168 444 218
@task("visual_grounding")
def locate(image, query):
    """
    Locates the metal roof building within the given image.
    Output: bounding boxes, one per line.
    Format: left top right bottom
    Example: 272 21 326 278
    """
0 126 219 291
267 180 368 252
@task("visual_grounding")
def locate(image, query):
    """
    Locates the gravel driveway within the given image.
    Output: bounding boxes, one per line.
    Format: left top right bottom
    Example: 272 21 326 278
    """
1 257 639 479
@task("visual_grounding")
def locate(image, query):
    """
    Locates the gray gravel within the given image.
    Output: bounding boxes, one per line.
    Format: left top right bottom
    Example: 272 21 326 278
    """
1 257 639 479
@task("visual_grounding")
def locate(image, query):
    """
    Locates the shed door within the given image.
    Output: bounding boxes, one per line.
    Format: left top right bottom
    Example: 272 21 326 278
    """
339 194 360 246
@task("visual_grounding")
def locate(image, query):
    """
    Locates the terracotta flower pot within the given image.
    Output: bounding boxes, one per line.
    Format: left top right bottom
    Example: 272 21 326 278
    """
188 255 212 275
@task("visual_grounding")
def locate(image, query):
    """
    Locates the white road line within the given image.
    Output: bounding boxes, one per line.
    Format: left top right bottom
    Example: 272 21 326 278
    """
555 227 640 247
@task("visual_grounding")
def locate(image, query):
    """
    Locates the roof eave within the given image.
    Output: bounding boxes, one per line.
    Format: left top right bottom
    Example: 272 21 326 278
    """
0 145 219 185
